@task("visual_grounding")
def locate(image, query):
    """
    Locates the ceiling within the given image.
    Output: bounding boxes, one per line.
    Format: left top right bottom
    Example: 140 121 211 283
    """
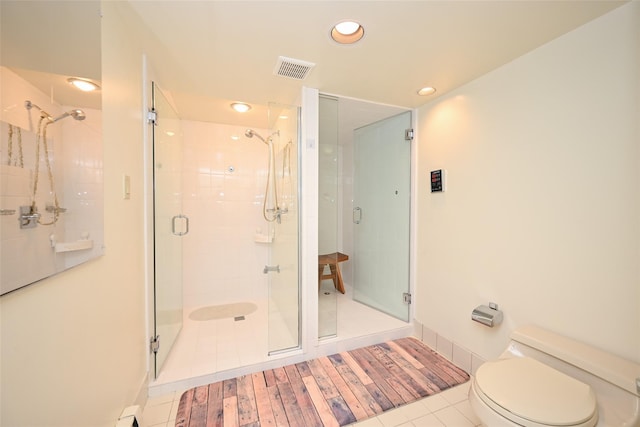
126 0 626 127
1 1 626 129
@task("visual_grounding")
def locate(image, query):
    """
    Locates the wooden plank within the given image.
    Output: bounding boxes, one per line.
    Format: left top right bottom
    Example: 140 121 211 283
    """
367 345 429 398
237 374 259 426
224 378 238 398
284 364 324 426
272 367 289 384
326 396 357 426
206 382 224 427
252 372 277 427
379 343 442 396
302 375 340 427
223 396 239 427
295 361 313 378
386 376 421 402
340 351 374 385
387 340 424 369
391 338 468 390
190 386 210 427
318 356 370 420
349 348 407 407
175 388 194 427
356 346 420 404
306 359 341 400
267 385 290 427
395 338 470 384
277 382 306 427
327 354 381 417
264 369 277 388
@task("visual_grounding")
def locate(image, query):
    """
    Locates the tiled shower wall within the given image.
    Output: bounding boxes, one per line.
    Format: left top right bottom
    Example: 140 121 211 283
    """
181 120 272 308
0 67 102 293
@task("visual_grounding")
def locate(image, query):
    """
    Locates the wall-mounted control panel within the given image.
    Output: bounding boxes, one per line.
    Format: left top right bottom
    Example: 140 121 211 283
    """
430 169 445 192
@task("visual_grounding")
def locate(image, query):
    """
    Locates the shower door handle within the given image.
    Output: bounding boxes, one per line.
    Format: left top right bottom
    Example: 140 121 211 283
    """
172 214 189 236
353 207 362 224
263 265 280 274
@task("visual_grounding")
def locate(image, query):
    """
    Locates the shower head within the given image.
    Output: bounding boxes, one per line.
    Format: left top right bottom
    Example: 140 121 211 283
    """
52 109 86 123
245 129 280 145
245 129 267 144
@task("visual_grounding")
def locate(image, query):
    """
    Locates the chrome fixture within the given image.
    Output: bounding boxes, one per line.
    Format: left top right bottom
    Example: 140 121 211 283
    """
51 109 86 123
263 265 280 274
244 129 280 145
19 205 40 229
245 129 286 223
25 100 85 123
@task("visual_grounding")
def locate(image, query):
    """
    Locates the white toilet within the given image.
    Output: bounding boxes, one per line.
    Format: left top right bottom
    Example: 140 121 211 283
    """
469 325 640 427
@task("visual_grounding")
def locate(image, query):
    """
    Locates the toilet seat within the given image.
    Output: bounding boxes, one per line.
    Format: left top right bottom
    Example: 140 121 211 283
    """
474 357 598 427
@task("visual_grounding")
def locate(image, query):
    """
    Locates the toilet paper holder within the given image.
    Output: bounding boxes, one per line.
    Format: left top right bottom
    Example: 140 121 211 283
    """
472 302 503 327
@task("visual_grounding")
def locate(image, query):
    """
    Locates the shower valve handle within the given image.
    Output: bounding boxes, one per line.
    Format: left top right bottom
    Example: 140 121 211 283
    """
263 265 280 274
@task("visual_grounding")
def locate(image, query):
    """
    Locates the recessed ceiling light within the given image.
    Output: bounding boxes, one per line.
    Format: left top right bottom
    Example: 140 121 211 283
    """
231 102 251 113
331 20 364 44
67 77 100 92
418 87 437 96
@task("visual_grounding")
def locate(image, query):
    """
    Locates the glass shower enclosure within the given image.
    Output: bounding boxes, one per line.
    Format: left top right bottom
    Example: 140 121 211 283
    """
266 103 301 354
151 88 301 378
151 82 185 378
353 111 412 321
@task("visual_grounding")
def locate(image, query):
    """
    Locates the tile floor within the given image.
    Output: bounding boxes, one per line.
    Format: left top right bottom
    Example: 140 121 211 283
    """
144 285 469 426
141 379 481 427
153 284 409 390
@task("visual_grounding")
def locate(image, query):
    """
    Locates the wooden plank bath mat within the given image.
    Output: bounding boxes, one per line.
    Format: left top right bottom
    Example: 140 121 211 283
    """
175 337 469 427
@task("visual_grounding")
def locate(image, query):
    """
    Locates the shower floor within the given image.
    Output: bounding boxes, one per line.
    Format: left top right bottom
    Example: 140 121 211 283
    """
152 284 410 394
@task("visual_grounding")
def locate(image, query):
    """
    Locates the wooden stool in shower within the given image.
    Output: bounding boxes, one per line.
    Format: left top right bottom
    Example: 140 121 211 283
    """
318 252 349 294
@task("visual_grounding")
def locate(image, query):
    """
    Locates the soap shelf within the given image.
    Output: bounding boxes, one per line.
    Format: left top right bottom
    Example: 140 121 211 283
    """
54 239 94 253
254 234 273 244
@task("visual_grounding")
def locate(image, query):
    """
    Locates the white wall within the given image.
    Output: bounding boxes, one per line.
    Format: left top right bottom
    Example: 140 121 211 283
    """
0 2 149 425
415 2 640 363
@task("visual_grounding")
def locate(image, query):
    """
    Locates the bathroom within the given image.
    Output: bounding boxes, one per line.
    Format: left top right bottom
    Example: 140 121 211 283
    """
1 2 639 426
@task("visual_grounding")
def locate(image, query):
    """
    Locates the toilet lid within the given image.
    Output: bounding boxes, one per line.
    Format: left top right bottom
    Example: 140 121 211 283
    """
475 357 597 426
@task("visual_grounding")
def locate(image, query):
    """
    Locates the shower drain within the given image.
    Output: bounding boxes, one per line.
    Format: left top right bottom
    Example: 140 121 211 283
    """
234 316 245 321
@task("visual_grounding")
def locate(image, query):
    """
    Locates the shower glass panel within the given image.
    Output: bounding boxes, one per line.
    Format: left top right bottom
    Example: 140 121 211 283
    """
318 95 339 338
353 111 411 321
152 82 185 377
267 103 300 354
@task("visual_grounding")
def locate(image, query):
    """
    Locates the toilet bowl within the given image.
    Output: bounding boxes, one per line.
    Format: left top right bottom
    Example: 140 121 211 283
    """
469 325 640 427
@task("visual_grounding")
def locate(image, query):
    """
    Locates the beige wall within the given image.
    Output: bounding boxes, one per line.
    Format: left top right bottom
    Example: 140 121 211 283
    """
415 2 640 363
0 2 148 425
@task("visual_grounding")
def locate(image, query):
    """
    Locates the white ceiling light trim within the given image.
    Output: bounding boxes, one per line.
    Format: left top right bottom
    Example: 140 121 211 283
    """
331 20 365 44
418 87 436 96
231 102 251 113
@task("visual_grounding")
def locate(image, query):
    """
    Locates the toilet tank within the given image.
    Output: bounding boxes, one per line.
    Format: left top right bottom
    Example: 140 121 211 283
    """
502 325 640 427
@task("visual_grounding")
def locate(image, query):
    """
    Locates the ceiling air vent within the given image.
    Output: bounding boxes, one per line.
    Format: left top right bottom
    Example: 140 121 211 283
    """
274 56 315 80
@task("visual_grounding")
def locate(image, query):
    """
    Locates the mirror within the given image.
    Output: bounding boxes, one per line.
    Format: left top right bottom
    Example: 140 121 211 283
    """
0 1 103 295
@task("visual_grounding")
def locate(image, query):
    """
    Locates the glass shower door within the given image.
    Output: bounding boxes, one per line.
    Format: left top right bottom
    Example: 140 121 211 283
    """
267 103 300 354
318 95 339 338
353 111 411 321
151 82 185 377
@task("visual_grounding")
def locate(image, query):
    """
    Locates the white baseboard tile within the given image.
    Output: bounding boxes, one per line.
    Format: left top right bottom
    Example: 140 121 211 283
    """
418 325 486 375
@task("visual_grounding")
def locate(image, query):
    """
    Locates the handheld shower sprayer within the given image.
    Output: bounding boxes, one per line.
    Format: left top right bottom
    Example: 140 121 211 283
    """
52 109 86 122
25 100 86 123
245 128 286 223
